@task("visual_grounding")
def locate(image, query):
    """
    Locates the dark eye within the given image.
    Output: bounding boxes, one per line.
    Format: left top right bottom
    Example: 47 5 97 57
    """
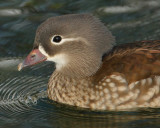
53 36 62 43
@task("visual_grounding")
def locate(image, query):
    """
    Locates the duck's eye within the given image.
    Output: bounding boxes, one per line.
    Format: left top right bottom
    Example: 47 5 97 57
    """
52 36 62 43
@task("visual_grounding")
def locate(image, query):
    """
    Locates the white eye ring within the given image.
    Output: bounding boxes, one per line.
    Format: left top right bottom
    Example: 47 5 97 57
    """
51 35 62 44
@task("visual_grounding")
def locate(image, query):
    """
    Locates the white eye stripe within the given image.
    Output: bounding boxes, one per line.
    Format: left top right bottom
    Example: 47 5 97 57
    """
50 36 86 45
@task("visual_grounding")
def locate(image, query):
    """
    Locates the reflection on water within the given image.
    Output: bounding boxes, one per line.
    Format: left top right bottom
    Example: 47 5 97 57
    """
0 0 160 128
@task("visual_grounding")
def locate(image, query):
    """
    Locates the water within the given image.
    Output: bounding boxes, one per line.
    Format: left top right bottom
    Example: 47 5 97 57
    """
0 0 160 127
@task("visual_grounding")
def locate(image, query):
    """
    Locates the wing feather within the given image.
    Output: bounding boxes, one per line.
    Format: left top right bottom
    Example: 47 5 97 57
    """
93 40 160 84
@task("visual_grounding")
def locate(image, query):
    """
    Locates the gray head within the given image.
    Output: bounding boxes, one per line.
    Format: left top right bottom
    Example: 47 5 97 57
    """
20 14 115 78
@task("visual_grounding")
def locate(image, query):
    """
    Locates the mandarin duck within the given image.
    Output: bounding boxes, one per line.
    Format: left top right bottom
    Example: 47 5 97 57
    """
18 14 160 110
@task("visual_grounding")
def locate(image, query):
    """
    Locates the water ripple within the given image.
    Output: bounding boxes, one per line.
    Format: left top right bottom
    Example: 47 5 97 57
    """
0 58 53 114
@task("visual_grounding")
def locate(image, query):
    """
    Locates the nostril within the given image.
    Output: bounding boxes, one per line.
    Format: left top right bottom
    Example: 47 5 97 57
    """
30 54 36 60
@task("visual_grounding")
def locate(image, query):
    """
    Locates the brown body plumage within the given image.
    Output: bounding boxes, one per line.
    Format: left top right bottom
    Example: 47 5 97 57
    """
48 40 160 110
18 14 160 110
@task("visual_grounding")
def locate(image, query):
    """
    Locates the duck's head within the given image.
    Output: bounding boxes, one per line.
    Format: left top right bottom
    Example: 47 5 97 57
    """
18 14 115 78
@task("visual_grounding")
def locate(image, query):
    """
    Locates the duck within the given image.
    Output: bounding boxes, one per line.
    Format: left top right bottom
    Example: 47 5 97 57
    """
18 14 160 110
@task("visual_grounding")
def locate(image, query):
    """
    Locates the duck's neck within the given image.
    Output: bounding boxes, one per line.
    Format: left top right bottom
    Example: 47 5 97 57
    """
47 72 94 108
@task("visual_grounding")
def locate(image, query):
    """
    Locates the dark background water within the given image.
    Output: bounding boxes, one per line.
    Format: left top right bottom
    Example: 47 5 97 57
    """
0 0 160 128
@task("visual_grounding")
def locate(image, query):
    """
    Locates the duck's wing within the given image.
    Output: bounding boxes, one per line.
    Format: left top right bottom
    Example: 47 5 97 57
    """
93 40 160 84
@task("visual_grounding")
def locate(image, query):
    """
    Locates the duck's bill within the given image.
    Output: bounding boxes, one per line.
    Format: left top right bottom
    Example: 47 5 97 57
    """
18 49 47 71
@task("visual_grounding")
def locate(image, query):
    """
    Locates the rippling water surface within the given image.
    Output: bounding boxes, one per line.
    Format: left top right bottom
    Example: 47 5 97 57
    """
0 0 160 128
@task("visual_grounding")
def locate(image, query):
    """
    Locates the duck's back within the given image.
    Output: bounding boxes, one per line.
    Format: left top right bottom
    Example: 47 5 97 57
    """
94 40 160 83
